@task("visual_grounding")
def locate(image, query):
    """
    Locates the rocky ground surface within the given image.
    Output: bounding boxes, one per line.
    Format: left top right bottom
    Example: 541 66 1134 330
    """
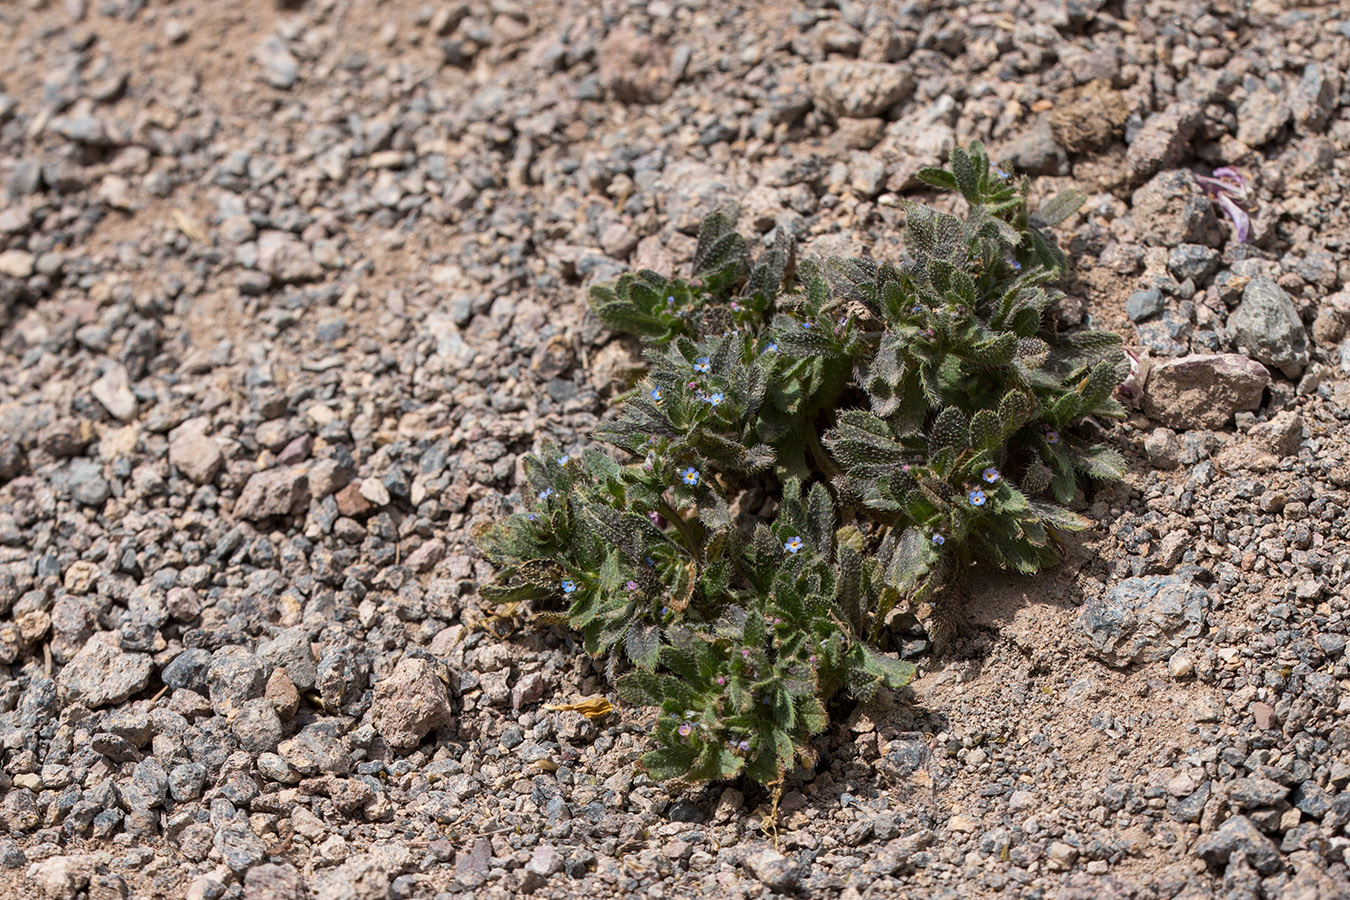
2 0 1350 897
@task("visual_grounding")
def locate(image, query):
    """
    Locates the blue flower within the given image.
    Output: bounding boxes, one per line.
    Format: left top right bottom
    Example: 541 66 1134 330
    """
706 392 724 406
911 304 923 314
666 296 675 306
1046 430 1060 445
693 357 711 374
982 467 1000 484
737 739 750 752
528 513 536 521
680 467 700 486
931 534 945 546
538 488 553 501
784 536 803 554
968 489 987 507
556 454 570 465
801 321 812 329
1009 258 1022 271
995 167 1010 179
560 580 576 593
650 387 663 401
763 341 778 353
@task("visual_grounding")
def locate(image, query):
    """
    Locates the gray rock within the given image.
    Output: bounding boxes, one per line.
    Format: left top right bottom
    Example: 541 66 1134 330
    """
1131 169 1221 247
234 466 310 520
244 863 304 900
278 720 351 776
1144 427 1182 470
232 697 285 754
169 427 224 485
1236 86 1290 147
1229 277 1310 378
91 363 138 422
1141 353 1270 430
168 763 206 802
1227 776 1289 809
0 249 34 279
1194 815 1282 874
1167 244 1221 283
1078 574 1209 666
255 35 299 89
257 231 322 283
216 823 269 874
370 657 453 749
67 459 110 507
744 848 801 892
57 632 153 708
162 648 212 692
1126 289 1164 323
1126 103 1204 180
999 116 1067 176
1166 779 1210 823
257 628 317 691
810 61 913 118
1293 63 1340 133
207 647 269 716
119 758 168 810
521 844 563 891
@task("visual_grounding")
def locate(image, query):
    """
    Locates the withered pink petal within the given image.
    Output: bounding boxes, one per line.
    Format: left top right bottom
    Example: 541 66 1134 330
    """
1217 195 1250 243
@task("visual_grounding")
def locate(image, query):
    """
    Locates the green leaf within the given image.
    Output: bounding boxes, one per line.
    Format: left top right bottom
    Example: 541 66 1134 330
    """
625 624 662 671
1032 190 1085 227
968 409 1002 452
916 167 959 191
932 407 969 450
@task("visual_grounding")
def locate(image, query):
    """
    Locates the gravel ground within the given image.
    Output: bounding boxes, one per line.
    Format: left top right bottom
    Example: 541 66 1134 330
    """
3 0 1350 898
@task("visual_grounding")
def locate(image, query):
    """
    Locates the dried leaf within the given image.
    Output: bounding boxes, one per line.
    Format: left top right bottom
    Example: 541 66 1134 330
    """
546 696 614 719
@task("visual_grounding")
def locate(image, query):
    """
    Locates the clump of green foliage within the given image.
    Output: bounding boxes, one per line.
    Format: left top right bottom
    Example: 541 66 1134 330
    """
480 143 1126 786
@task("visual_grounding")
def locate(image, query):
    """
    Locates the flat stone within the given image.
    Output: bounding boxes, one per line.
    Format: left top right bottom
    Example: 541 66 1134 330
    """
1078 574 1209 667
57 632 153 708
810 61 913 118
255 35 299 89
234 466 310 520
1131 169 1221 247
257 231 321 283
1141 353 1270 430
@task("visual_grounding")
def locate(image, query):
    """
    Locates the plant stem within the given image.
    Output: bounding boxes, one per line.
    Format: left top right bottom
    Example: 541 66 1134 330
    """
658 499 703 565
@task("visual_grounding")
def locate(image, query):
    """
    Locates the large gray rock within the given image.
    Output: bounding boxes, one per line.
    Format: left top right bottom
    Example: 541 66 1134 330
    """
1131 169 1221 247
370 657 453 749
1194 815 1282 874
57 632 153 708
810 61 913 118
1141 353 1270 430
744 848 801 892
1079 574 1209 667
1229 277 1310 378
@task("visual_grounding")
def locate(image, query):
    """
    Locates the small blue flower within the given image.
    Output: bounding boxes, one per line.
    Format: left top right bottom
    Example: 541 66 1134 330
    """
931 533 945 545
784 536 803 554
912 304 923 314
538 488 553 501
996 167 1010 179
528 514 536 521
666 296 675 306
560 580 576 594
680 467 700 486
1046 431 1060 445
693 357 711 374
763 341 778 353
801 321 812 329
650 387 663 401
968 489 987 507
706 392 724 406
556 454 570 465
737 740 750 752
982 467 1000 484
1009 258 1022 271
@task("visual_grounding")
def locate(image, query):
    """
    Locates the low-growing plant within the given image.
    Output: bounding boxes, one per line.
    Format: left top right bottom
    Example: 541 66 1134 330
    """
479 143 1126 787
